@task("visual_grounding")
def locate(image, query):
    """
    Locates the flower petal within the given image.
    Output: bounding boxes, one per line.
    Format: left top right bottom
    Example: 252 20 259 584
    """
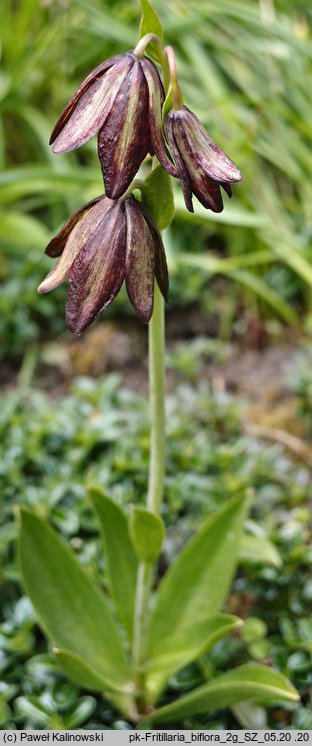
140 204 169 302
49 55 124 145
51 55 133 153
45 196 103 258
175 106 242 184
221 182 233 198
38 197 111 293
189 170 224 212
165 112 194 212
125 199 155 323
173 116 224 211
98 60 150 199
153 233 169 303
66 202 126 334
142 58 177 178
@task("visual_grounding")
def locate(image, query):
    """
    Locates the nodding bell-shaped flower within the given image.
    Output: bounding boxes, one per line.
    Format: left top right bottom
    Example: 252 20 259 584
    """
49 50 176 199
38 196 169 334
165 105 242 213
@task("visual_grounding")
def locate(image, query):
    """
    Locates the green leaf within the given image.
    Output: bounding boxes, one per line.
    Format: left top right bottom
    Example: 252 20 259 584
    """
142 165 175 231
232 701 268 729
140 0 164 64
178 250 274 274
18 509 131 692
148 495 249 658
146 663 299 724
63 697 96 729
176 251 299 326
162 89 174 122
147 613 241 673
53 649 110 692
0 211 50 249
146 614 242 703
240 534 282 567
129 507 165 564
231 269 299 326
268 233 312 291
89 488 138 642
54 650 134 719
174 192 269 227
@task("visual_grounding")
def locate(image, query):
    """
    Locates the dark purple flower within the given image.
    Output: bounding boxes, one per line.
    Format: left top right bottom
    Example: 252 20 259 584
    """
38 196 168 334
165 105 242 213
50 52 176 199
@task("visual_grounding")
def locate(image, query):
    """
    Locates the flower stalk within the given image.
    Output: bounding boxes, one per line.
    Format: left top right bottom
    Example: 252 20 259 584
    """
133 32 164 61
132 561 153 712
165 46 183 111
147 282 166 515
132 245 166 715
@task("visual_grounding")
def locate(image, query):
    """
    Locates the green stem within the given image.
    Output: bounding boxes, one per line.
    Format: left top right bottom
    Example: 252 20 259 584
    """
133 33 164 60
132 562 153 705
147 282 165 514
132 282 166 713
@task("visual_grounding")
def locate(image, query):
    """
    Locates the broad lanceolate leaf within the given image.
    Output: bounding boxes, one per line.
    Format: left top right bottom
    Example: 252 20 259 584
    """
142 165 175 231
147 613 241 674
89 488 138 643
140 0 165 65
18 510 131 692
54 649 135 718
148 495 249 656
54 648 111 692
129 507 165 564
146 614 242 704
146 663 299 724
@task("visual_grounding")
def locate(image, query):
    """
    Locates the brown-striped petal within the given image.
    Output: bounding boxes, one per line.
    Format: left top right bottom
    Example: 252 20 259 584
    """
51 55 134 154
38 196 112 293
125 199 155 323
175 106 242 184
142 58 177 179
140 203 169 302
165 112 194 212
221 182 233 198
98 60 150 199
45 196 103 258
190 170 224 212
66 201 126 334
50 55 124 145
172 115 224 211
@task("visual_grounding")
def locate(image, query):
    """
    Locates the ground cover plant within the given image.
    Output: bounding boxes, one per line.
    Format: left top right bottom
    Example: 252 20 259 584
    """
1 343 312 728
1 0 312 732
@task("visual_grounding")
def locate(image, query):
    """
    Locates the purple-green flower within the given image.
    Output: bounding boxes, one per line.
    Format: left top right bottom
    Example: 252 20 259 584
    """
38 196 168 334
50 52 176 199
165 105 242 213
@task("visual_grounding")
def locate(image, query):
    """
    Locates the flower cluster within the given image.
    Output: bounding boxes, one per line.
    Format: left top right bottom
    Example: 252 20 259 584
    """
40 35 242 332
39 195 168 334
50 51 177 199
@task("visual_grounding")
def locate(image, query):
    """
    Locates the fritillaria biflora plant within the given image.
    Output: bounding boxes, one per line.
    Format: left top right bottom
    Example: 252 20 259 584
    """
19 0 298 726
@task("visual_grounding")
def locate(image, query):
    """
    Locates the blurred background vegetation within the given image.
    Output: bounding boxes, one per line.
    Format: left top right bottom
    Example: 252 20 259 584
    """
1 0 312 731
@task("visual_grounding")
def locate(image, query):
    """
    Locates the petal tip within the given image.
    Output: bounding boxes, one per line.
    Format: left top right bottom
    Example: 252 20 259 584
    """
51 140 66 154
38 280 48 294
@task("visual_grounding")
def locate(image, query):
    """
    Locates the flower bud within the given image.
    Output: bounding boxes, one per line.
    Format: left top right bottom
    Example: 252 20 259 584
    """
165 105 242 213
38 196 168 334
50 52 176 199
